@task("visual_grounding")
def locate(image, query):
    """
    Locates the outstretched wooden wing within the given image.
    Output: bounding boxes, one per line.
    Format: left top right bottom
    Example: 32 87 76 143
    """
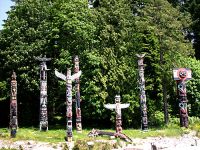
120 103 130 109
55 69 66 81
71 70 82 81
104 104 116 110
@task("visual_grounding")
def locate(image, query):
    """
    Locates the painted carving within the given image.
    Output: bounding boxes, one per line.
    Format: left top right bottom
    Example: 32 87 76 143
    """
55 67 82 142
136 54 148 130
173 68 192 127
104 95 129 133
36 55 51 131
74 56 82 132
66 69 73 141
10 71 18 138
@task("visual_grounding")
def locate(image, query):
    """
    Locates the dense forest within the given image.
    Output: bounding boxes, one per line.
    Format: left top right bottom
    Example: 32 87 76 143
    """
1 0 200 129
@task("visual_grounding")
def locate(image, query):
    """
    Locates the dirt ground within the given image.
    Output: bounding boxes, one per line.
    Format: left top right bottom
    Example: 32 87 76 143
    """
0 131 200 150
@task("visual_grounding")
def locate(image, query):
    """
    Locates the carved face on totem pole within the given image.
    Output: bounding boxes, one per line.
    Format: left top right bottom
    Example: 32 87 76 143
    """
173 68 192 128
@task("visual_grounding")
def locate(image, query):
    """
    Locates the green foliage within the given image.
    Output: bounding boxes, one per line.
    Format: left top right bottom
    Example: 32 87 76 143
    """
0 0 197 128
93 142 112 150
149 111 165 127
133 0 194 121
72 140 112 150
0 81 7 100
73 140 88 150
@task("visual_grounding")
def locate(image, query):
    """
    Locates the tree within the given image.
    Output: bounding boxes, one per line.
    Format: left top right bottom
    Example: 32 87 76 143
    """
0 0 57 125
0 0 97 126
81 0 141 127
0 0 196 128
132 0 194 124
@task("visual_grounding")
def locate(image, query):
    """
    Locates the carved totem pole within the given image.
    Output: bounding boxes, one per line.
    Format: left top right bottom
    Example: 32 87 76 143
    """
136 54 148 131
173 68 192 127
55 68 82 142
74 56 82 132
10 71 18 138
36 55 51 131
104 95 130 133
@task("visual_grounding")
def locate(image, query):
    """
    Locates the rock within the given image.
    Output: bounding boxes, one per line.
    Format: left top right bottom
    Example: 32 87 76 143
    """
0 131 200 150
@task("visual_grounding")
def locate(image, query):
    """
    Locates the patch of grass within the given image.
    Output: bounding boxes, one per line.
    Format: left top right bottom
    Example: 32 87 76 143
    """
0 127 94 143
122 127 184 138
0 123 197 143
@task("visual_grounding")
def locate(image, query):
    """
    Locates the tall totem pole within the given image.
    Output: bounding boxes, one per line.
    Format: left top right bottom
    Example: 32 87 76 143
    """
74 56 82 132
55 68 82 142
10 71 18 138
104 95 130 133
136 54 148 131
36 55 51 131
173 68 192 127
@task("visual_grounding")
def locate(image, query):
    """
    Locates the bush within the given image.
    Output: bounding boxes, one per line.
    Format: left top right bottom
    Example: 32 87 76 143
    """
149 111 165 127
73 140 88 150
72 140 112 150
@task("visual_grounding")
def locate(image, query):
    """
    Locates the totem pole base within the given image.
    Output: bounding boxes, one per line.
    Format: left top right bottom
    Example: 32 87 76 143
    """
40 126 48 131
77 130 82 133
142 125 148 131
76 123 82 133
65 136 73 142
141 129 148 132
10 129 17 138
180 116 188 128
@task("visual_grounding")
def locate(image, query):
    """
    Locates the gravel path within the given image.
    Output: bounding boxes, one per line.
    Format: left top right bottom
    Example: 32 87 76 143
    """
0 132 200 150
0 140 64 150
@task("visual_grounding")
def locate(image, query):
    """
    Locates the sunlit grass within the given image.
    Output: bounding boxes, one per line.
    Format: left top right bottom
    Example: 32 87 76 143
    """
0 127 92 143
0 125 190 143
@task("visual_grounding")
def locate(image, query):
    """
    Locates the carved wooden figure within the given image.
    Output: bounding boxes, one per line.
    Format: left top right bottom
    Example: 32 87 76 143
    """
74 56 82 132
173 68 192 127
136 54 148 131
36 55 51 131
55 68 82 142
10 71 18 138
104 95 129 133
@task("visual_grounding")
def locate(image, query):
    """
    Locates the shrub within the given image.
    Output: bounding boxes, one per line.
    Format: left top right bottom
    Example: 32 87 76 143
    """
149 111 165 127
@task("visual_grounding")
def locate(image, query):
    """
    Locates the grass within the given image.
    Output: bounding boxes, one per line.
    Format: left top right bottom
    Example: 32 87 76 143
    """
0 125 191 143
0 127 91 143
1 117 200 149
0 123 199 150
1 116 200 144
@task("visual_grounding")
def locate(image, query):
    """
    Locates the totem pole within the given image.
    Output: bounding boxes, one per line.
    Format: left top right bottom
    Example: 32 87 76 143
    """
173 68 192 127
35 55 51 131
74 56 82 132
136 54 148 131
104 95 130 133
10 71 18 138
88 0 93 8
55 68 82 142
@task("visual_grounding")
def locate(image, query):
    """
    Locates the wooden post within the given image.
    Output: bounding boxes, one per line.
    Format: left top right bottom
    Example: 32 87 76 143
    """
10 71 18 138
74 56 82 133
66 68 73 141
55 68 82 142
136 54 148 131
104 95 129 133
36 55 51 131
173 68 192 127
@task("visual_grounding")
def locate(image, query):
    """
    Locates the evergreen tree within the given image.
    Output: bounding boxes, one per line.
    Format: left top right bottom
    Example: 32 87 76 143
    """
82 0 141 127
133 0 194 125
